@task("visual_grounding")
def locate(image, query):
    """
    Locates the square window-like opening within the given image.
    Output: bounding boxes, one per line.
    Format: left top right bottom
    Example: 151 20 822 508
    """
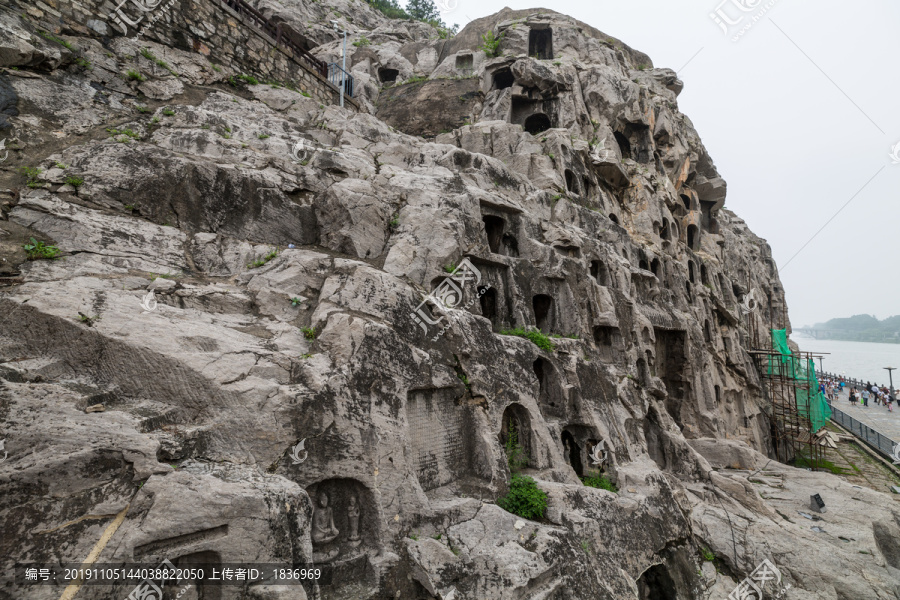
528 28 553 60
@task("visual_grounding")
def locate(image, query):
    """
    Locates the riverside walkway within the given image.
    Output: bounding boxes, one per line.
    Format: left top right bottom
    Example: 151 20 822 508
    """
827 385 900 455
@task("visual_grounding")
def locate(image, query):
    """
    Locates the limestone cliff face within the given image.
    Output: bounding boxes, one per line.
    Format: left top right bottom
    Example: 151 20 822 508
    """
1 3 899 600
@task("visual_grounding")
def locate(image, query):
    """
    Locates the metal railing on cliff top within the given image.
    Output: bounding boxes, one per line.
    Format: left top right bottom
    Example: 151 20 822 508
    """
216 0 354 96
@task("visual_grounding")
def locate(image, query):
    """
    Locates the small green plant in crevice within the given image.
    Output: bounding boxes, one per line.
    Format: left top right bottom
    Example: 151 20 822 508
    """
352 36 371 47
301 327 316 340
290 297 303 307
125 69 145 82
124 204 136 211
700 547 715 562
582 474 617 493
162 109 175 116
149 272 179 280
24 237 60 260
496 474 547 521
499 327 556 352
389 215 400 230
457 372 470 388
580 540 591 555
20 166 43 188
75 57 92 69
64 175 84 188
549 333 579 340
247 249 278 269
135 105 150 113
76 313 99 325
211 64 222 72
300 353 313 359
478 30 503 57
450 546 460 556
504 422 528 472
54 161 68 170
238 73 259 85
442 263 456 273
258 133 270 139
38 30 75 50
409 533 419 541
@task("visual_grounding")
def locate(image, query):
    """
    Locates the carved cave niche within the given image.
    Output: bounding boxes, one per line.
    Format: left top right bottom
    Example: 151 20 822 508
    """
560 425 601 478
593 325 622 362
659 217 671 241
528 25 553 60
455 53 473 75
491 66 514 90
687 224 700 251
500 403 533 467
471 260 514 331
654 327 688 430
306 477 380 565
590 259 609 287
406 388 481 491
636 564 678 600
650 258 660 277
512 97 558 134
643 404 668 470
163 551 222 600
532 293 554 334
533 357 566 419
378 67 399 85
564 169 578 194
609 213 620 226
700 199 718 233
688 260 695 283
480 205 519 257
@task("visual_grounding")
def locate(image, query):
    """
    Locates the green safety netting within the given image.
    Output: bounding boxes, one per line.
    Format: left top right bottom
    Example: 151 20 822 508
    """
770 329 831 432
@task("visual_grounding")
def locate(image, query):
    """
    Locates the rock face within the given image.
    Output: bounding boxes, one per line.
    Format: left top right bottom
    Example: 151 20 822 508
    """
1 2 899 600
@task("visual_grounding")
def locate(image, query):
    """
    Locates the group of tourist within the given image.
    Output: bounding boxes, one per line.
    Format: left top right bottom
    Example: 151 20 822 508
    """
820 376 896 412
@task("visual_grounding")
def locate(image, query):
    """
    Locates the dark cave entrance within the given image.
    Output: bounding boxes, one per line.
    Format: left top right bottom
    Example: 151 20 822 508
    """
590 259 608 286
636 564 678 600
378 67 399 85
524 113 551 134
533 294 553 333
654 328 688 429
687 224 699 251
528 27 553 60
492 67 514 90
479 286 498 329
483 215 505 253
561 430 583 477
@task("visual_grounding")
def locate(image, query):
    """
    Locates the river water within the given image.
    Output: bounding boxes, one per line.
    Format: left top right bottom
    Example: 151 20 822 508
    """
791 332 900 388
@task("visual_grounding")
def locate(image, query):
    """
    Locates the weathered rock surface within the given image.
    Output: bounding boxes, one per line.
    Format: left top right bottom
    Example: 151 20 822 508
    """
1 1 898 599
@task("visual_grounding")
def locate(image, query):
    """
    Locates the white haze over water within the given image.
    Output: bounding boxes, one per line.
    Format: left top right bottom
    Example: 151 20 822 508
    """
792 333 900 388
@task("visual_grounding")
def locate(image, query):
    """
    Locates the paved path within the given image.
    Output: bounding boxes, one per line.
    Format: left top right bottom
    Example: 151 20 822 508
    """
830 386 900 442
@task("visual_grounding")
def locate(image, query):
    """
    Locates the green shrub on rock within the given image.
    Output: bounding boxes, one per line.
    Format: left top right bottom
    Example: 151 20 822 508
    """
497 474 547 520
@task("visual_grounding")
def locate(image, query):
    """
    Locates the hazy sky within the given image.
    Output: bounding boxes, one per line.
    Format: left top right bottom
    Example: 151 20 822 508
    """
403 0 900 328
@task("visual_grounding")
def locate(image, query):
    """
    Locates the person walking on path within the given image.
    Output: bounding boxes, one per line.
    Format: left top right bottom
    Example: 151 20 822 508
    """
862 389 870 407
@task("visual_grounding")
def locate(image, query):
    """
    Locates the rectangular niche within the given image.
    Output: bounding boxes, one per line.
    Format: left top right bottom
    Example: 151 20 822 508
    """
455 54 474 76
471 259 514 332
407 388 473 491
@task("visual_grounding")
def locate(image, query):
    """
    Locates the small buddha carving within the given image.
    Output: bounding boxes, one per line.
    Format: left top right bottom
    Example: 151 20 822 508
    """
311 492 339 545
347 495 361 544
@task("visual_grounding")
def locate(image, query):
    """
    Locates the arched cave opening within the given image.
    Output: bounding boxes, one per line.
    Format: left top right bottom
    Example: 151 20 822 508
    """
378 67 399 84
528 27 553 60
564 169 577 193
614 131 631 160
687 224 699 251
479 286 498 328
524 113 551 135
636 564 678 600
561 430 583 477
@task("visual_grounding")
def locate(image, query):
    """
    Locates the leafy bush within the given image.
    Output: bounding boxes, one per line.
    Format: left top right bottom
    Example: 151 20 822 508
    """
497 474 547 520
301 327 316 340
126 69 145 81
353 36 371 47
24 237 60 260
64 175 84 187
499 327 555 352
478 31 503 57
700 547 715 562
582 475 617 493
20 166 43 188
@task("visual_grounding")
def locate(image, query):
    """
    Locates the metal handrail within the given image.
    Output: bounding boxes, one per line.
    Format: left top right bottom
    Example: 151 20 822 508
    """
328 62 354 98
826 402 897 459
215 0 353 90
